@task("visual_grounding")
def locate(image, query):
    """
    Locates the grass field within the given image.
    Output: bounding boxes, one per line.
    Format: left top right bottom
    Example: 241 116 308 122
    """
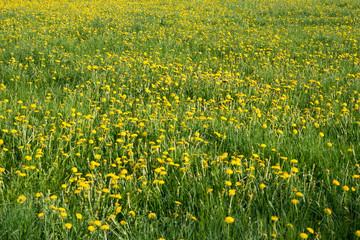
0 0 360 239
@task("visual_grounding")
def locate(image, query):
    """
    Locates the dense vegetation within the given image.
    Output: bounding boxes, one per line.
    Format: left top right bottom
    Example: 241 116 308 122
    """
0 0 360 239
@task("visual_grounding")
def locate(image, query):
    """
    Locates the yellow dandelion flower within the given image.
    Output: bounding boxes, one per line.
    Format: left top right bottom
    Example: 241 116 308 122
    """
324 208 332 215
129 211 135 217
224 216 234 223
17 195 26 204
120 220 127 226
296 192 304 197
271 216 279 222
226 169 233 174
101 225 109 230
64 223 72 229
332 180 340 186
88 226 95 232
299 233 308 239
76 213 83 219
116 207 122 214
94 220 101 226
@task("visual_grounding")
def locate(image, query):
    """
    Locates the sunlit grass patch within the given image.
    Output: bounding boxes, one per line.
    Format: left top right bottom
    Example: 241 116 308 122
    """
0 0 360 239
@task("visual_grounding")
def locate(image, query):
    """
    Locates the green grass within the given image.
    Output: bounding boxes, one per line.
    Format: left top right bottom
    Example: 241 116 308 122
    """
0 0 360 239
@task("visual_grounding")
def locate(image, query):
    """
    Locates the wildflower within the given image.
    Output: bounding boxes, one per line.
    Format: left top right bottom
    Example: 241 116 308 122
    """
327 142 332 147
224 216 234 223
291 199 299 205
342 186 349 191
259 184 266 189
299 233 308 239
120 220 127 225
116 207 122 214
307 228 314 234
271 216 279 222
76 213 83 219
286 223 293 228
324 208 332 215
101 225 110 230
94 220 101 226
296 192 303 197
332 180 340 186
17 195 26 204
38 212 44 217
229 189 236 195
355 230 360 237
148 212 156 219
129 211 135 217
64 223 72 229
88 226 95 232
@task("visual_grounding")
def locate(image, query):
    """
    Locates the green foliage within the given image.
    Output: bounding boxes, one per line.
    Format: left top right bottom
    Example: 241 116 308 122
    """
0 0 360 239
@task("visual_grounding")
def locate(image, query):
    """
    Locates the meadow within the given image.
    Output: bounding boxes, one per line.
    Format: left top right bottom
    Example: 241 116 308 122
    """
0 0 360 239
